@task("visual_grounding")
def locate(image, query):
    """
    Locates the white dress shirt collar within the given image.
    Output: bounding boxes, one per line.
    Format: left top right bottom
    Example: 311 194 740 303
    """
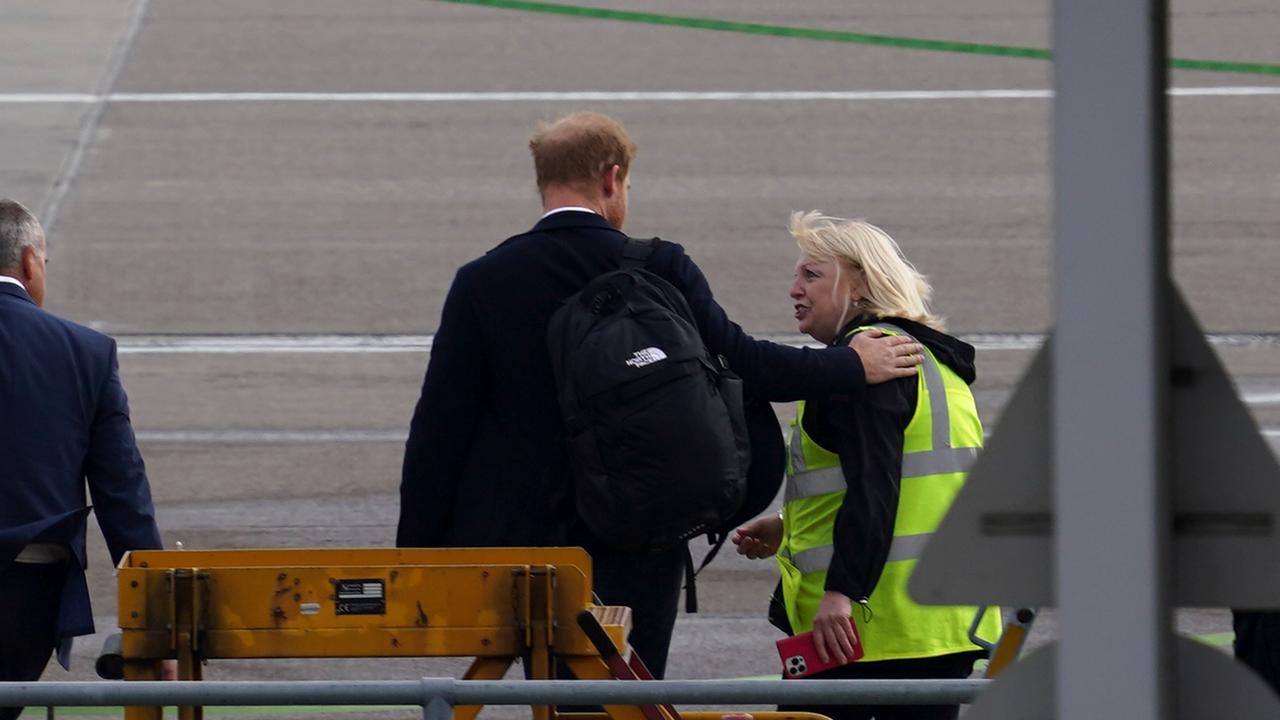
0 275 26 291
540 206 598 219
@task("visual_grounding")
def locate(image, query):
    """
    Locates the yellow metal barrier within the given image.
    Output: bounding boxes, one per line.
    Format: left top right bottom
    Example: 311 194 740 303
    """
116 547 638 720
115 548 834 720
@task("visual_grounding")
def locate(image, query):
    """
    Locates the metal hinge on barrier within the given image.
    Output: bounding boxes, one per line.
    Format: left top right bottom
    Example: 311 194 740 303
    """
165 569 210 676
511 565 558 650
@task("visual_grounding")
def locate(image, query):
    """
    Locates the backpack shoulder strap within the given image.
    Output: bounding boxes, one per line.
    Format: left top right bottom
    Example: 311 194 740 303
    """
681 532 732 614
619 237 659 270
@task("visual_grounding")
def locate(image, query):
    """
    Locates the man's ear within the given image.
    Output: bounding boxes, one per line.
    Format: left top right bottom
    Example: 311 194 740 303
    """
601 164 621 197
20 245 40 281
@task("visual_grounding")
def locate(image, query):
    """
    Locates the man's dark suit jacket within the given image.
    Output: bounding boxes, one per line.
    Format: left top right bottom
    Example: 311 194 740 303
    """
0 281 162 667
398 211 870 548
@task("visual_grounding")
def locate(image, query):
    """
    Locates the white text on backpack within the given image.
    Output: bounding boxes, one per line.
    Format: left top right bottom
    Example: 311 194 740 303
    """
625 347 668 368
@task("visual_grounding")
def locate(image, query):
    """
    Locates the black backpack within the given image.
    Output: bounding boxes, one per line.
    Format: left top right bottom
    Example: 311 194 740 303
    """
547 238 751 554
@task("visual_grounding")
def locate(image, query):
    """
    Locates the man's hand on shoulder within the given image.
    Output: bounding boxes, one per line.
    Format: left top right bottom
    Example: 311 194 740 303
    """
850 329 923 384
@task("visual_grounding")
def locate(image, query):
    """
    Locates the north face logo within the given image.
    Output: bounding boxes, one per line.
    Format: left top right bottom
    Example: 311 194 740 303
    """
625 347 667 368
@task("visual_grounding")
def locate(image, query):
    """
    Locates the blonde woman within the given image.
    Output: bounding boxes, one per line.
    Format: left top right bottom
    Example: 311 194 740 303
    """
733 212 999 720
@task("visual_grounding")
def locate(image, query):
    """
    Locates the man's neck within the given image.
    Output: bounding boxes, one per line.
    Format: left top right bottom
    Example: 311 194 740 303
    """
541 188 602 217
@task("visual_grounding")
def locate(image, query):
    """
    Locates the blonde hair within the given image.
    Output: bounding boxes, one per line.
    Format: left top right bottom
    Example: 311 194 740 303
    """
789 210 944 331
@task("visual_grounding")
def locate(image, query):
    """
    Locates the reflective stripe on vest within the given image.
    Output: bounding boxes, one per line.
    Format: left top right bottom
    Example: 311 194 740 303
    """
787 532 935 573
785 466 844 504
786 444 978 504
904 446 978 478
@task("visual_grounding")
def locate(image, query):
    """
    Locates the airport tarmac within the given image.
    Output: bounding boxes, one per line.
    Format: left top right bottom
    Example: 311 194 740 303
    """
2 0 1278 715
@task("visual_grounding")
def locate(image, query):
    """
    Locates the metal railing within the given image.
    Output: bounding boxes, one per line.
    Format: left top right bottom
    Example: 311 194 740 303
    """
0 679 990 719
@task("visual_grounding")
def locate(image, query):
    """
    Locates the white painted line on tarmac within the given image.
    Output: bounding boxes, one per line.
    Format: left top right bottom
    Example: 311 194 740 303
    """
58 90 1062 102
114 332 1280 354
962 334 1046 351
2 87 1279 104
1245 392 1280 405
117 334 433 354
136 428 1280 445
135 429 407 443
1168 86 1280 96
0 93 98 103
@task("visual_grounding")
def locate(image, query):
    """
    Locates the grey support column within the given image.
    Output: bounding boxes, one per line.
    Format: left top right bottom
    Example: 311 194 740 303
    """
1052 0 1171 719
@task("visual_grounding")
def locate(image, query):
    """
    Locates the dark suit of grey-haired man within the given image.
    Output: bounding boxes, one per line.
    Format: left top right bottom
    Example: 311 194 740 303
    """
0 198 169 719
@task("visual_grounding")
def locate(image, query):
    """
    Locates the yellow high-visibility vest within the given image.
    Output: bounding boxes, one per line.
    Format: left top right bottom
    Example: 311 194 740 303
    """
777 322 1000 662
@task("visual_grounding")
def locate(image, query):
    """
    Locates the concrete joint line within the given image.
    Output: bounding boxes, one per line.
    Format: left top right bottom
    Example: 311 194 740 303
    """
38 0 150 233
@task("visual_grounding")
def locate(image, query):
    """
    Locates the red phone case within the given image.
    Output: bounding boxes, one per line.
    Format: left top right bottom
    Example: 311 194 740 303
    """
776 625 864 679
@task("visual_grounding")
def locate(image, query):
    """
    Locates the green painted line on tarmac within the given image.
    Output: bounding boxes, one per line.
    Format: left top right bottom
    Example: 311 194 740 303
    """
1195 631 1235 648
433 0 1280 77
1169 58 1280 76
434 0 1050 60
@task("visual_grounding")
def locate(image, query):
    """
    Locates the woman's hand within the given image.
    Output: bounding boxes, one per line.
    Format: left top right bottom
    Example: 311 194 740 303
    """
732 513 783 559
811 591 857 665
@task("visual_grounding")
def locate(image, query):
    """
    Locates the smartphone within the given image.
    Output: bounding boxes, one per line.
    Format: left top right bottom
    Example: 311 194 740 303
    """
776 626 864 679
